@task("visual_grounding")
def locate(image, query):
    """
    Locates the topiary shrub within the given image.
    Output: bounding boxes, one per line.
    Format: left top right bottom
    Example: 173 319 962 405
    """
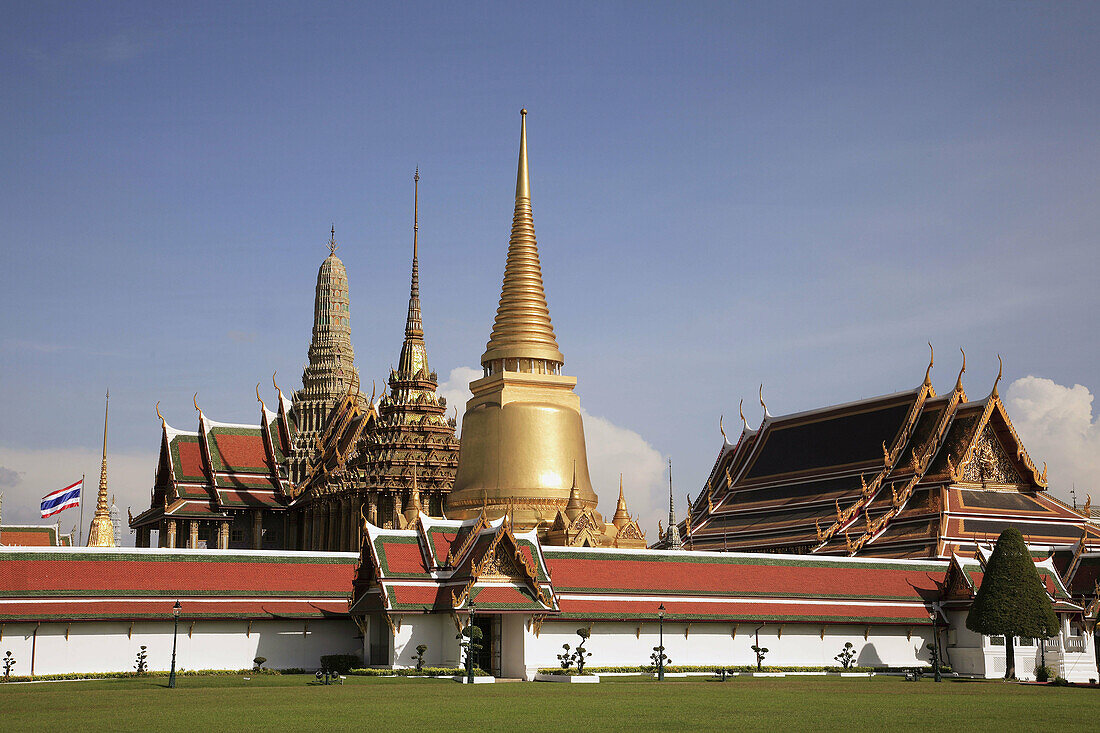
2 651 14 680
834 642 856 669
253 657 267 672
134 646 148 675
319 654 360 675
966 528 1059 680
414 645 427 673
1035 665 1053 682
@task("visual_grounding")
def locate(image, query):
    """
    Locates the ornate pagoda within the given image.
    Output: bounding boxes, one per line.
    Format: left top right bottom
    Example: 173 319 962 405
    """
443 110 645 549
290 171 460 549
677 348 1099 559
288 227 368 484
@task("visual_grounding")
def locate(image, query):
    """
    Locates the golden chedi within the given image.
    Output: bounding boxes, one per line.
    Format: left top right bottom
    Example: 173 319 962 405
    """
447 110 598 530
87 391 117 547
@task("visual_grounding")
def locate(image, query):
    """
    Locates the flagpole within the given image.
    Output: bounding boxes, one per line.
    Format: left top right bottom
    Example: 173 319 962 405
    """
78 473 85 546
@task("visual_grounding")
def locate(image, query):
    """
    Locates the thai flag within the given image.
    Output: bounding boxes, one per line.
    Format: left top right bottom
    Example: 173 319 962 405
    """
41 479 82 518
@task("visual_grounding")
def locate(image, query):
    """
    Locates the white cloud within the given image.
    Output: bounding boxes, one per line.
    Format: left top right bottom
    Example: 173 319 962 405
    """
438 366 482 429
1004 376 1100 507
438 366 667 538
0 446 158 546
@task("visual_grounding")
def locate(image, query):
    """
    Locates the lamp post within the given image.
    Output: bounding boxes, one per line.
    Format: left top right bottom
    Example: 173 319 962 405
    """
465 599 476 684
929 607 941 683
169 600 181 689
657 603 665 681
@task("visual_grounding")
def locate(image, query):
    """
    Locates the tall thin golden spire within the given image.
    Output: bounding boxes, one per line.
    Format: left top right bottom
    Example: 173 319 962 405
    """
87 390 116 547
481 109 564 368
398 168 428 377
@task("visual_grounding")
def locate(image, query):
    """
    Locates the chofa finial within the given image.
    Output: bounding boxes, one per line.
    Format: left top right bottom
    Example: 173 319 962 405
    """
992 354 1003 397
759 384 770 419
155 401 165 428
955 348 966 392
193 392 200 413
923 342 934 386
739 398 748 429
719 415 727 443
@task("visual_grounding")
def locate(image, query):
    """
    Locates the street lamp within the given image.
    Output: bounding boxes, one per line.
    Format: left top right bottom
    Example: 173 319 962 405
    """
169 600 181 689
657 603 666 682
929 606 941 683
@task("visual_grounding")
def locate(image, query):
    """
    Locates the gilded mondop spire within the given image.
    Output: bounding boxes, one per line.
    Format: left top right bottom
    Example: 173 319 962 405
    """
481 110 565 368
87 391 116 547
398 169 428 377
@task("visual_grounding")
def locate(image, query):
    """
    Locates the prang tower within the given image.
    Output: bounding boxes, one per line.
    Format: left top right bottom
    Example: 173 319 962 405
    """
289 228 366 484
446 110 597 529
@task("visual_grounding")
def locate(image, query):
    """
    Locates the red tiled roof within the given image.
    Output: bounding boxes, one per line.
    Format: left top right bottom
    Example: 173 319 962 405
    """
0 526 60 547
0 548 357 621
374 537 428 577
213 432 270 473
542 550 943 601
555 597 933 624
175 439 206 480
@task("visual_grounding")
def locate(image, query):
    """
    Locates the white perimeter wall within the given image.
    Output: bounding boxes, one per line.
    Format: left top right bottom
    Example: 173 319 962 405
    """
390 614 462 669
520 620 935 680
0 619 360 677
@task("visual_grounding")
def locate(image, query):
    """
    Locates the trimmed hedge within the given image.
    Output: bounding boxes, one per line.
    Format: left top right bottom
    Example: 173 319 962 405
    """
348 667 487 678
0 668 291 683
535 664 947 675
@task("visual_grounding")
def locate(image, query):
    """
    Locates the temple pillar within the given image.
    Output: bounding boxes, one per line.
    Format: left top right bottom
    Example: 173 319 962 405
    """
339 497 349 551
326 502 336 551
313 505 322 551
137 527 150 548
251 509 263 550
166 519 177 548
188 520 199 549
368 495 378 526
289 512 299 551
218 522 229 550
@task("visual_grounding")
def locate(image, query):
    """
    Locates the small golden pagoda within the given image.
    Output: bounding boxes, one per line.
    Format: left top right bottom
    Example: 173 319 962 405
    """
87 391 116 547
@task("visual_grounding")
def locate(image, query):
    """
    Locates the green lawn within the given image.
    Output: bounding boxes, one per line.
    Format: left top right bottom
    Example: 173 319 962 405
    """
1 674 1097 731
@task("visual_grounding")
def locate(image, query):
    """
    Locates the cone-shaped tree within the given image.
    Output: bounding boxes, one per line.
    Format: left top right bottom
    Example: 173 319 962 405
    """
965 527 1059 679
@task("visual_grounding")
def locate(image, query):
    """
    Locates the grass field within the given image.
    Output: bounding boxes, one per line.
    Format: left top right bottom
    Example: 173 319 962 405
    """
2 674 1097 731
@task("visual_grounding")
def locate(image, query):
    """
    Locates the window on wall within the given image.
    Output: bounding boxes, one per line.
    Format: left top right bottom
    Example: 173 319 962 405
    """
989 635 1005 646
231 528 244 543
1019 637 1033 646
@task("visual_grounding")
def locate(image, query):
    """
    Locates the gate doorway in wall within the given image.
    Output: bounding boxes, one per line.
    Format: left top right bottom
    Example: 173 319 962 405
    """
472 615 501 677
368 614 389 666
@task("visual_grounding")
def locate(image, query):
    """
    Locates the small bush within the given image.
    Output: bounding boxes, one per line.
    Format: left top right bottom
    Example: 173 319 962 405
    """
134 646 148 675
319 654 361 675
347 666 487 677
1035 665 1053 682
253 657 267 672
2 651 15 680
834 642 856 670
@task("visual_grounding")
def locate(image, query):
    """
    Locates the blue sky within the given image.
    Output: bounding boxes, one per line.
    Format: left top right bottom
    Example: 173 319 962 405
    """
2 2 1098 533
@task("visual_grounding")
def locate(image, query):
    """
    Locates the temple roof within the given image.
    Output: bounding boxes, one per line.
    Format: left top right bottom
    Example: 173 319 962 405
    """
0 547 357 621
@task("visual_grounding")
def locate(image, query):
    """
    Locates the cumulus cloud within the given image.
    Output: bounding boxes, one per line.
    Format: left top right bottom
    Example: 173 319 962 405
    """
438 366 667 537
1004 376 1100 506
0 446 157 545
438 366 483 428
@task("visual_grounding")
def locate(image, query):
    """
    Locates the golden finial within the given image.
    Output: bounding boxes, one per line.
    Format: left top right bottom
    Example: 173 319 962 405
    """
815 518 825 542
272 371 284 403
256 383 267 413
923 342 934 386
155 400 165 428
992 354 1003 398
719 415 727 443
955 348 966 392
759 384 770 419
193 392 201 413
328 224 338 255
738 399 747 430
1084 494 1092 516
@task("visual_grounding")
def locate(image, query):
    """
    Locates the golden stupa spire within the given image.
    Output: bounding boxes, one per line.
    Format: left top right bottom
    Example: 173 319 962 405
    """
612 475 631 529
398 168 429 378
87 390 116 547
481 109 564 368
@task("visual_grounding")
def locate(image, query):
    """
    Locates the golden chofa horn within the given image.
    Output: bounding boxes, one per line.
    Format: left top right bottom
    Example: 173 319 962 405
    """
155 401 165 427
923 342 934 386
272 371 284 401
719 415 727 443
759 384 769 418
193 392 201 412
955 349 966 393
739 398 748 429
992 354 1003 398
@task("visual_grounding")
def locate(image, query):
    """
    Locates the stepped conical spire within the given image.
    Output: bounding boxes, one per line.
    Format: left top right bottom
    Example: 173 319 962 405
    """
612 475 631 529
665 458 682 550
481 109 564 368
398 169 429 377
87 391 116 547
